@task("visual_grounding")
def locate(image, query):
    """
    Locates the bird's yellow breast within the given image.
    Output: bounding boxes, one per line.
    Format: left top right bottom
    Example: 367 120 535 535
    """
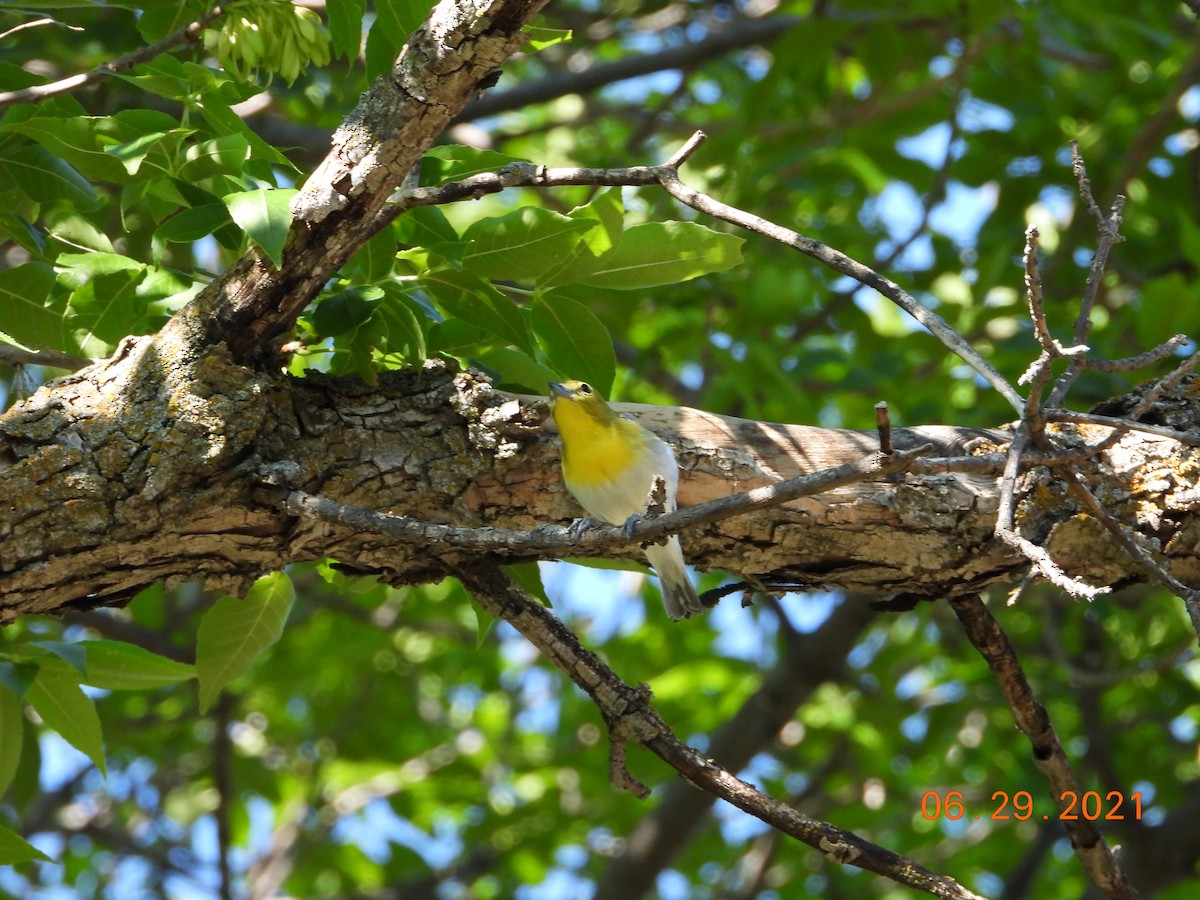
553 400 644 489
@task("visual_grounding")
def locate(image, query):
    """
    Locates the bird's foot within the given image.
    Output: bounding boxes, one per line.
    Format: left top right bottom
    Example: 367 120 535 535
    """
568 517 599 541
621 513 642 540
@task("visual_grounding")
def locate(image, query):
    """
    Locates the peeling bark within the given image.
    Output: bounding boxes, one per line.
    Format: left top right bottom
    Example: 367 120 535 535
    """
3 339 1198 622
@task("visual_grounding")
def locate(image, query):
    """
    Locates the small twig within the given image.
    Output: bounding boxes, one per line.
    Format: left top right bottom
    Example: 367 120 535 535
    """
1043 410 1200 447
0 17 77 42
387 131 1027 415
993 428 1107 600
1047 144 1127 406
1024 224 1055 354
1062 472 1200 647
875 402 892 455
0 342 93 372
283 445 928 559
1053 351 1200 462
949 595 1141 900
1076 333 1189 372
1069 140 1109 233
663 129 708 168
0 6 226 109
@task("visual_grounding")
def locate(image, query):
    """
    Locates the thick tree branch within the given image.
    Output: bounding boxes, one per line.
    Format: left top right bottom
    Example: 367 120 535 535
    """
281 442 929 565
157 0 551 364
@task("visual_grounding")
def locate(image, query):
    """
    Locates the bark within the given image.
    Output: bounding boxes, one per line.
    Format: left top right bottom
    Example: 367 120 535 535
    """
3 344 1198 623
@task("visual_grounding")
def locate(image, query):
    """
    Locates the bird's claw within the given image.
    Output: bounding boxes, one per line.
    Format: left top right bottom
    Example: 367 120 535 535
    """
621 513 642 539
568 517 598 541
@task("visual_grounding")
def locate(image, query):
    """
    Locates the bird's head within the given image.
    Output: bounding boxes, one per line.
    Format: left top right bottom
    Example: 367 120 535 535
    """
548 380 617 424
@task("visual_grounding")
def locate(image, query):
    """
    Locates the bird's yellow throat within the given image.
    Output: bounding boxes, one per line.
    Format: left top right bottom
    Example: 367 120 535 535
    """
552 393 643 490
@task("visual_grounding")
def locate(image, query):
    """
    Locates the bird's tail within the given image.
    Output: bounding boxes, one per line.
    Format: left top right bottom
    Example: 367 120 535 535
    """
644 537 703 620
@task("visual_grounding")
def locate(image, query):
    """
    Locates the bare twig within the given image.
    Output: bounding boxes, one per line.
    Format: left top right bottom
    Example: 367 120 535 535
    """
875 402 892 454
0 343 93 372
1076 333 1189 373
1047 144 1127 406
993 428 1107 600
283 445 929 559
1051 351 1200 463
0 6 226 109
456 561 986 900
0 17 77 42
949 595 1142 900
1043 409 1200 447
1062 471 1200 646
388 131 1028 414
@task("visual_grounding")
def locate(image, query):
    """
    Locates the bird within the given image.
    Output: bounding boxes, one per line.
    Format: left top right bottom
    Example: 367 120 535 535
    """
548 380 703 620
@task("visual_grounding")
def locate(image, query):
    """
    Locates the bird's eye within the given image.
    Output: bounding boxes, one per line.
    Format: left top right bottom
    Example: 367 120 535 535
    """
579 383 592 394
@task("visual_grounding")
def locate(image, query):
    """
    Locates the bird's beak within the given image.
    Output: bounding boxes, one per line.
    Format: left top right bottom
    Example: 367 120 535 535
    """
548 382 571 399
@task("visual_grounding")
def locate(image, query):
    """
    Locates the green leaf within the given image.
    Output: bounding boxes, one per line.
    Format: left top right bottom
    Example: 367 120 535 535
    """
0 661 38 700
532 293 616 396
223 188 297 268
1 143 99 208
196 572 295 714
581 221 744 290
0 686 24 799
394 205 460 251
26 662 105 774
423 267 531 352
503 562 551 607
105 129 175 176
327 0 368 60
523 21 573 52
539 187 624 288
0 262 62 351
0 116 130 183
195 99 296 172
461 207 597 282
45 209 114 254
29 641 87 676
178 133 251 181
0 213 45 257
313 289 377 337
374 287 428 363
346 226 398 282
422 145 529 184
137 0 207 42
476 346 559 393
157 203 234 244
78 641 195 690
65 266 146 357
0 824 50 866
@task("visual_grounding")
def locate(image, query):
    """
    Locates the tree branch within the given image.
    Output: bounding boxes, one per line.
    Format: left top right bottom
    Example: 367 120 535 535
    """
949 595 1141 900
281 444 928 566
389 131 1028 414
0 6 226 109
455 561 986 900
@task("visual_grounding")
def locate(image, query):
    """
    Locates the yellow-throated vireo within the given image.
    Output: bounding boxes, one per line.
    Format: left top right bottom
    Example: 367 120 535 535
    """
548 380 703 620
